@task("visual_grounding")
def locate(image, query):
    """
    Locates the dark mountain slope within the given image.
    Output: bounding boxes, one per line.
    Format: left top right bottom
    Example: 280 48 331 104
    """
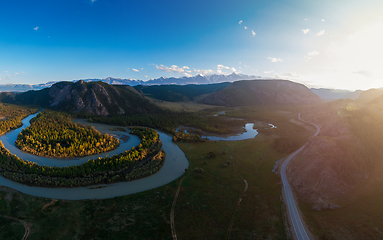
134 82 231 102
3 81 161 116
310 88 358 100
198 80 321 106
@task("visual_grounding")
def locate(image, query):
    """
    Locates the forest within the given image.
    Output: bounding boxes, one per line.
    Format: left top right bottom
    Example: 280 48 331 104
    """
172 131 205 142
15 110 120 158
0 127 165 187
0 103 38 136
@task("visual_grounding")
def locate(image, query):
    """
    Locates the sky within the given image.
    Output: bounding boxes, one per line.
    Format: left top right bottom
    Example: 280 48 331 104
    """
0 0 382 90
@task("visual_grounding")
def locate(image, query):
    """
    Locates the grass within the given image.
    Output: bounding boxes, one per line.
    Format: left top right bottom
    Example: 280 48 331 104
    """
0 105 316 239
0 133 294 240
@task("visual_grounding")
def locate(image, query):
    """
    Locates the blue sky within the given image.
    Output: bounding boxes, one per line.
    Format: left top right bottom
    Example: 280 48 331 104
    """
1 0 382 90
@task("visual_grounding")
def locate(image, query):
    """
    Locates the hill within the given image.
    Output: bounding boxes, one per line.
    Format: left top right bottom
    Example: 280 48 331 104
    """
198 79 321 106
2 80 161 116
310 88 360 100
134 82 230 102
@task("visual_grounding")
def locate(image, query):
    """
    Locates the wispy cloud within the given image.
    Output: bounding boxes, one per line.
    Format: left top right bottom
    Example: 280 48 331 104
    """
34 26 39 31
132 68 140 72
274 72 300 80
90 0 97 3
252 30 256 37
244 26 247 29
321 19 325 22
316 30 325 36
353 70 372 77
302 29 310 34
304 18 309 21
238 20 243 24
308 50 319 56
268 57 283 63
305 51 320 61
4 71 8 73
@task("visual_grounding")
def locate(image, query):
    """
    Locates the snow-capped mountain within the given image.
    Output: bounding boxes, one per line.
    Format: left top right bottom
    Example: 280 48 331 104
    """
0 73 262 92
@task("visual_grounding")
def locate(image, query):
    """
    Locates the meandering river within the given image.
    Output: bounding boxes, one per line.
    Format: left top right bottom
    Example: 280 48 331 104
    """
0 112 272 200
0 113 189 200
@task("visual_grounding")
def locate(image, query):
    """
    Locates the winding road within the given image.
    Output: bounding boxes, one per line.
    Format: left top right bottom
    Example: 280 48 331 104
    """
280 113 320 240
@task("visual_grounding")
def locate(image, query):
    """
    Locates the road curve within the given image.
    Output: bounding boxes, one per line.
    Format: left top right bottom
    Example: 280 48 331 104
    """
1 215 30 240
280 113 320 240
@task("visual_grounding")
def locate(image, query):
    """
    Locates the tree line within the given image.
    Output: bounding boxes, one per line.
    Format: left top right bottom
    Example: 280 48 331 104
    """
0 103 39 136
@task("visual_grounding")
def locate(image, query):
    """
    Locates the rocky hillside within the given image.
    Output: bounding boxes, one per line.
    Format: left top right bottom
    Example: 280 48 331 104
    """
198 80 321 106
3 81 161 116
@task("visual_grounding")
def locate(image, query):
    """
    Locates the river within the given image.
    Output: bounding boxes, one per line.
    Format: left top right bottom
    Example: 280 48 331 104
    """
0 113 189 200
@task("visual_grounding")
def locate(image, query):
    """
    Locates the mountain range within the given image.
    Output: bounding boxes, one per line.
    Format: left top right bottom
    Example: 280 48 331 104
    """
0 73 261 92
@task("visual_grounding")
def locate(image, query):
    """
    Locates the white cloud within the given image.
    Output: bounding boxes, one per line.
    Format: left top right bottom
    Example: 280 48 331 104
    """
244 26 247 29
4 71 8 73
252 30 256 37
268 57 283 63
308 50 320 56
184 73 192 77
304 18 309 21
217 64 230 70
34 26 39 31
156 64 192 74
321 19 325 22
14 73 19 76
264 71 272 74
302 29 310 34
132 69 140 72
316 30 325 36
238 20 243 24
145 75 148 78
194 69 216 75
90 0 97 2
275 72 300 80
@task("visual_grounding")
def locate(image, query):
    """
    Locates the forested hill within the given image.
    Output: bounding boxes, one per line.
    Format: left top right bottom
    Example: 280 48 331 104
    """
1 81 162 116
198 79 322 106
134 82 231 102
